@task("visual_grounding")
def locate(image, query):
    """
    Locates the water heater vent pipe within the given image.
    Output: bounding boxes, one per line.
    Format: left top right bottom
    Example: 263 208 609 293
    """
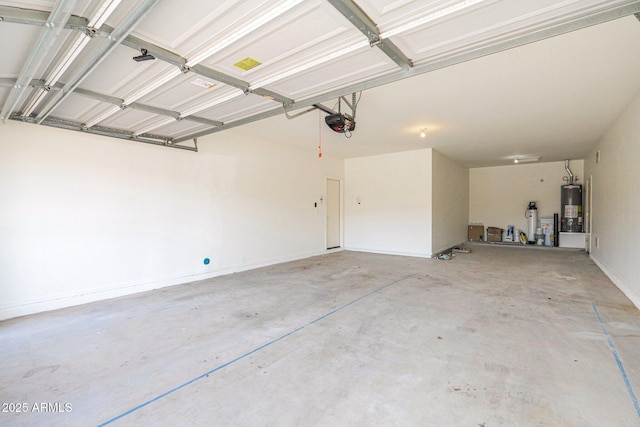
564 159 574 185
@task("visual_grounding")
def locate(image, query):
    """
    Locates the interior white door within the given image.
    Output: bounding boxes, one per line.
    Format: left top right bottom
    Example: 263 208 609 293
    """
326 178 341 249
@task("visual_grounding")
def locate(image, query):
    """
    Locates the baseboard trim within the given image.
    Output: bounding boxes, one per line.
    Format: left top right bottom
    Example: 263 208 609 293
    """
590 254 640 310
344 246 431 259
0 249 336 321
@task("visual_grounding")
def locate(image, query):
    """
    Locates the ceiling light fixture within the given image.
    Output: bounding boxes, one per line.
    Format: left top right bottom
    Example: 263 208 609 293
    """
420 128 427 138
185 0 304 67
379 0 487 39
513 155 540 164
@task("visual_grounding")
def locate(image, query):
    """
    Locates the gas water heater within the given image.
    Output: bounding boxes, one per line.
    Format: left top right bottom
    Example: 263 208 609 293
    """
561 185 583 232
561 160 583 232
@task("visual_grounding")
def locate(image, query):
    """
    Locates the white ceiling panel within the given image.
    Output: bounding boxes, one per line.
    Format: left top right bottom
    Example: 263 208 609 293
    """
0 0 54 7
385 1 558 60
387 0 636 63
356 0 491 30
1 0 639 160
132 72 195 107
104 107 158 130
79 104 124 125
0 87 11 107
175 0 294 62
196 93 278 122
129 0 252 51
237 15 640 164
0 23 42 77
78 44 159 97
141 117 210 138
268 46 397 99
203 0 360 79
46 92 103 121
173 123 211 138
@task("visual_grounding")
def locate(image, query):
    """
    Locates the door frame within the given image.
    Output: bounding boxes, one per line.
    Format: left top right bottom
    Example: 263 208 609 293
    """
586 174 593 253
325 177 343 250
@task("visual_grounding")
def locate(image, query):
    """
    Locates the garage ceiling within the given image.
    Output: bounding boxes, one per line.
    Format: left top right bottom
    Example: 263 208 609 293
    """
1 0 640 165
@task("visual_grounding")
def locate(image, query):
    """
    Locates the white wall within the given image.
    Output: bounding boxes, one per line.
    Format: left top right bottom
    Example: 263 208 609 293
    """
469 160 584 237
584 90 640 309
0 121 343 320
344 149 432 257
432 150 469 253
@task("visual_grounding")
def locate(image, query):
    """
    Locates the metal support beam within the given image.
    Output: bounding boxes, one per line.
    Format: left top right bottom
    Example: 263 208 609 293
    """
325 0 412 70
0 5 87 29
174 0 640 144
1 5 294 115
1 77 222 129
35 0 162 123
73 86 223 127
0 78 45 88
72 86 123 106
314 94 359 118
283 105 317 119
0 0 79 122
116 33 294 105
6 2 640 147
74 87 223 128
118 32 187 68
313 103 337 115
177 115 222 128
10 114 197 152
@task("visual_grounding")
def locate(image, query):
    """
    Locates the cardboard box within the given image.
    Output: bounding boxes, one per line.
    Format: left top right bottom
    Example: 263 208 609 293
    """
487 227 503 242
468 225 484 241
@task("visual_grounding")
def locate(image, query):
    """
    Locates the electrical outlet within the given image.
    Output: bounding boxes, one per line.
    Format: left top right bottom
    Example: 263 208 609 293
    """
595 237 599 249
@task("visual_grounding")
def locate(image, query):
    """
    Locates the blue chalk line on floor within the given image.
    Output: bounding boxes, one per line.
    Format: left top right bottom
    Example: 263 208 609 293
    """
592 302 640 418
97 273 417 426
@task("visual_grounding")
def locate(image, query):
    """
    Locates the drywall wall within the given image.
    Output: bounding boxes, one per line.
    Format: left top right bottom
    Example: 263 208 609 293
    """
0 121 343 320
469 160 584 238
344 149 432 257
431 150 469 253
584 90 640 309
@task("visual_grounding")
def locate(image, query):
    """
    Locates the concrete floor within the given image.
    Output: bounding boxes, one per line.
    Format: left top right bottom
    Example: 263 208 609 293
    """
2 244 640 426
